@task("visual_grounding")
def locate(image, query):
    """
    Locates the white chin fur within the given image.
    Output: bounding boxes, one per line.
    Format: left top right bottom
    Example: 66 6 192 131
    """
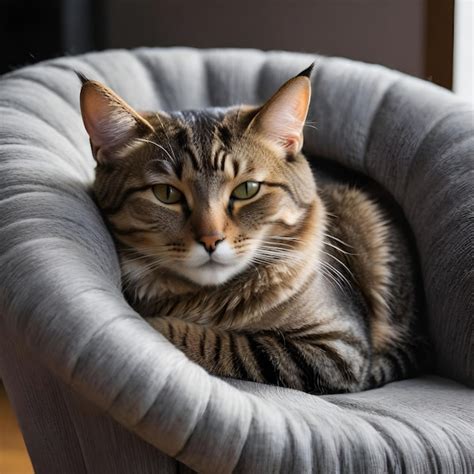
176 241 250 286
177 261 249 286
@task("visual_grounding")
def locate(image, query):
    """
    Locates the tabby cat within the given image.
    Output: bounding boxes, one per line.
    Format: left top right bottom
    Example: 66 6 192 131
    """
79 66 427 394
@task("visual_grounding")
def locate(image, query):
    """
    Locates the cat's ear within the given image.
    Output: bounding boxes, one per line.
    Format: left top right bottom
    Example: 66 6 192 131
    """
79 76 154 162
249 64 313 156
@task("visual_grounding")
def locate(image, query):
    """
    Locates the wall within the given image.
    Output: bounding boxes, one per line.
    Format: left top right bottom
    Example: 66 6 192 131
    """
102 0 426 79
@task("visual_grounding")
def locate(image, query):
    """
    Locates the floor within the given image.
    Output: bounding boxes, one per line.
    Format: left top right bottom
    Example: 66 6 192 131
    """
0 384 33 474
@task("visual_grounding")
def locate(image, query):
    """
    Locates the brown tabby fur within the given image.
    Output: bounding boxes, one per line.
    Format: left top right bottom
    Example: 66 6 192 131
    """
79 68 426 394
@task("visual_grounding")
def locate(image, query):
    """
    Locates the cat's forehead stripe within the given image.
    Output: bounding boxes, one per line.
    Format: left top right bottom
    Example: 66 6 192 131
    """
232 159 240 177
143 107 257 185
217 123 232 149
164 110 236 177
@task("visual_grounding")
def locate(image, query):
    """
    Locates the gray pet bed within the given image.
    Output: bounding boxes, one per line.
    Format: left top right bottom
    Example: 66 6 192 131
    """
0 48 472 473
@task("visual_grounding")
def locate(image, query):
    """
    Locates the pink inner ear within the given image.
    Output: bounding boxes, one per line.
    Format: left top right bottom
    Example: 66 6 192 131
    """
82 90 135 151
252 75 311 155
80 81 154 156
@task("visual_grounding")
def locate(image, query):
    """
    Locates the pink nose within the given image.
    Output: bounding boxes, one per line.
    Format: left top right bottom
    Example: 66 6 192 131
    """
198 233 225 253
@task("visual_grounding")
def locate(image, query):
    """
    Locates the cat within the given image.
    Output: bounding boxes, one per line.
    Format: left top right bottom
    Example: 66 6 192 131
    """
78 65 427 394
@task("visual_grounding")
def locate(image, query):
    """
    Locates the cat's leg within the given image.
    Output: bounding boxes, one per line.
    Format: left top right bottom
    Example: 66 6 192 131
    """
147 316 370 394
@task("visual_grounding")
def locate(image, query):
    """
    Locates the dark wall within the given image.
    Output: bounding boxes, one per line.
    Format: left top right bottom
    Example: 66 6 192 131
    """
1 0 453 88
103 0 426 78
1 0 98 74
1 0 62 74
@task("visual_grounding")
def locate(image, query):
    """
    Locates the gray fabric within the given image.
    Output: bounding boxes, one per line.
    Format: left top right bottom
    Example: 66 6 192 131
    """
0 47 472 473
1 325 472 474
0 320 190 474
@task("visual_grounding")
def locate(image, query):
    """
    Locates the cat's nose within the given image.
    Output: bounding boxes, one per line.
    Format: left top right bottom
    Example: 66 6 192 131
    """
198 233 225 254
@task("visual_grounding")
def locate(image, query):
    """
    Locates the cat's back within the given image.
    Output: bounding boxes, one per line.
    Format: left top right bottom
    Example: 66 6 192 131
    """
311 157 426 354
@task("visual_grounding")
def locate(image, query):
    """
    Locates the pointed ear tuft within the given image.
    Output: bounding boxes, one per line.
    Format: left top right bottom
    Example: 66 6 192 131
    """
249 69 312 156
75 71 89 86
296 62 315 79
79 80 154 162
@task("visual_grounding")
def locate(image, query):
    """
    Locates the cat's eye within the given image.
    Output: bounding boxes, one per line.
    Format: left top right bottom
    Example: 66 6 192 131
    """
231 181 261 200
153 184 183 204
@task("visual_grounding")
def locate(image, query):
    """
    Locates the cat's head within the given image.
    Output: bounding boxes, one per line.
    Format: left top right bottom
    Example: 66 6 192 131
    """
80 66 320 288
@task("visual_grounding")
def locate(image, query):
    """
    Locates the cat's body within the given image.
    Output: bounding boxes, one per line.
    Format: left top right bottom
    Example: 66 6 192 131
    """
80 68 427 394
127 159 424 393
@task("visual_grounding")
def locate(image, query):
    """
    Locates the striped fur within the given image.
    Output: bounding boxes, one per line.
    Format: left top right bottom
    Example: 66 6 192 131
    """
81 70 427 394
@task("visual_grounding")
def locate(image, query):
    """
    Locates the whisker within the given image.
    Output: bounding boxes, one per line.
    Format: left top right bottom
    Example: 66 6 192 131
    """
319 265 344 294
155 113 177 161
319 262 349 295
322 232 354 248
265 235 303 241
247 261 262 279
136 138 176 163
256 242 296 250
322 250 354 279
324 240 357 256
320 259 351 290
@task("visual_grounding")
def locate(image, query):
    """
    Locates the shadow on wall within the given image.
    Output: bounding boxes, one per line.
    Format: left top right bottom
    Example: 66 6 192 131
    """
1 0 99 74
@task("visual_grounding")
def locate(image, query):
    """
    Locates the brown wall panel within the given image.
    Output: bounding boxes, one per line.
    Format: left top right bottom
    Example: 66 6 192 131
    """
425 0 454 89
103 0 427 78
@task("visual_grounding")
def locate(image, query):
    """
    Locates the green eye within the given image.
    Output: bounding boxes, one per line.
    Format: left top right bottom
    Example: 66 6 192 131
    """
153 184 183 204
231 181 261 200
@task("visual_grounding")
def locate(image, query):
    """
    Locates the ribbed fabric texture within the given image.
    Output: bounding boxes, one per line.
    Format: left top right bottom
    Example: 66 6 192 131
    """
0 48 472 473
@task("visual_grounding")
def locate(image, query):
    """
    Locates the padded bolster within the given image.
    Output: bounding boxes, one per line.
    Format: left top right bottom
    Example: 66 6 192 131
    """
0 48 472 471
